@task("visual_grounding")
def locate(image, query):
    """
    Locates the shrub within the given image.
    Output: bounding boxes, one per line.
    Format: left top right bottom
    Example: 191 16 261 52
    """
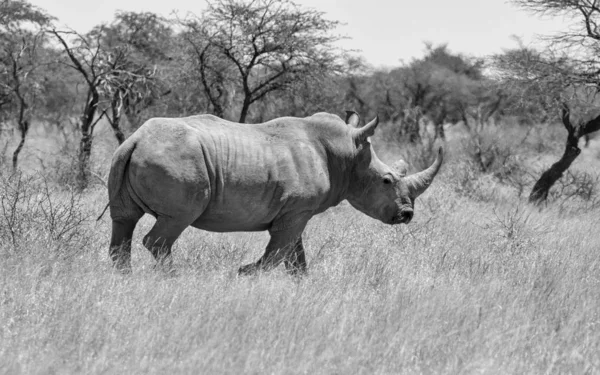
548 169 600 213
462 123 529 174
443 160 498 202
0 171 89 254
477 205 547 257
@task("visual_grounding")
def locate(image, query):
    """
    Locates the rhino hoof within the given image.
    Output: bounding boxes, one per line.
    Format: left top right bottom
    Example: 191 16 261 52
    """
238 264 259 276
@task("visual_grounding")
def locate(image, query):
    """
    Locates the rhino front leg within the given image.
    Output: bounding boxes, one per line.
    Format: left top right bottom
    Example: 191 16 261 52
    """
284 237 307 276
238 221 307 276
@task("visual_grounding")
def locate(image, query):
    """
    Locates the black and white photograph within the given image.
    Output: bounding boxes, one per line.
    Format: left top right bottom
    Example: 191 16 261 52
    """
1 0 598 373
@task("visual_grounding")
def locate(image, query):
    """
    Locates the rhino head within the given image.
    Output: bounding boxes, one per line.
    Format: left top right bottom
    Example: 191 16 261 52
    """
345 111 443 225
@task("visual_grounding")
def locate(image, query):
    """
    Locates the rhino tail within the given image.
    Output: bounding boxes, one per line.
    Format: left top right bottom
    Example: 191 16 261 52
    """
97 139 137 221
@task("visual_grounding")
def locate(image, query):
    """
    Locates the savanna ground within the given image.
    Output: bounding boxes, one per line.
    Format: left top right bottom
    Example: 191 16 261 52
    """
1 118 600 374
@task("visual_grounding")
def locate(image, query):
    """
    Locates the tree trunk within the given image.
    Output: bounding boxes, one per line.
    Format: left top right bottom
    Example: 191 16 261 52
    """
399 106 423 144
12 119 29 172
110 91 126 144
78 130 93 190
211 100 225 119
110 121 125 144
433 108 447 141
11 72 30 171
432 105 447 141
527 103 599 205
528 141 580 205
200 75 225 119
11 93 29 171
77 91 99 191
402 113 422 144
238 96 251 124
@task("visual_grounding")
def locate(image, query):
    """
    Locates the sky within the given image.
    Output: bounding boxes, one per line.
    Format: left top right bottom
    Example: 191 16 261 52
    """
30 0 567 68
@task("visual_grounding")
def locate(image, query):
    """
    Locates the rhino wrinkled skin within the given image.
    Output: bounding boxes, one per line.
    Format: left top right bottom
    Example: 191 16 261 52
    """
107 111 443 275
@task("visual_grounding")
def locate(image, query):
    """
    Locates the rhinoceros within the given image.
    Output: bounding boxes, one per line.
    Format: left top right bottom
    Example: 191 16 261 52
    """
106 111 443 275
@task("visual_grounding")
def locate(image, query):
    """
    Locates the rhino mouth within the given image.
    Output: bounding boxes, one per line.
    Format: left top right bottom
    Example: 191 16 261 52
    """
390 209 413 225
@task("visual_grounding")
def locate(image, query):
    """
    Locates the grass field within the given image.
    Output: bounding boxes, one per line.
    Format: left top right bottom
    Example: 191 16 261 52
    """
1 121 599 374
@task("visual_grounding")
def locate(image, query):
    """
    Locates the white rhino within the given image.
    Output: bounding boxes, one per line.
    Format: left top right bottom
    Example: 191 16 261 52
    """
106 111 443 275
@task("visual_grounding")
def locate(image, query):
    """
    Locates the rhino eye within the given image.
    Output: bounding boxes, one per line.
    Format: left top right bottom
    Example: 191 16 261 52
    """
383 176 393 185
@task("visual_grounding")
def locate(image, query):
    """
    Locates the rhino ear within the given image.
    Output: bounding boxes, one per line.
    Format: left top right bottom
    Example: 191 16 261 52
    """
353 115 379 143
345 111 360 128
392 160 409 176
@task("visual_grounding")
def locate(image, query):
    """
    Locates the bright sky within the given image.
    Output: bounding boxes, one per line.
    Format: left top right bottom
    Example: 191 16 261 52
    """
31 0 566 68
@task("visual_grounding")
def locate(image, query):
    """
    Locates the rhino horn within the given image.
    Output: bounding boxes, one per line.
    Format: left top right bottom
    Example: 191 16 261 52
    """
404 147 444 198
353 115 379 143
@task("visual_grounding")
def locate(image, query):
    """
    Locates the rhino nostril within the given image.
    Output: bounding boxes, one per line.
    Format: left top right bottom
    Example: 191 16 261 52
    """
391 209 414 224
401 209 413 223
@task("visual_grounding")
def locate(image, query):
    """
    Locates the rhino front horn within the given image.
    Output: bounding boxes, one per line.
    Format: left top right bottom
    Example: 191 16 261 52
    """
404 147 444 198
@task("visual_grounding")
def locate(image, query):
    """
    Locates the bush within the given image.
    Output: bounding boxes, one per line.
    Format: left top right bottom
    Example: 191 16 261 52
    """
548 169 600 213
0 171 89 254
443 160 499 202
462 123 528 174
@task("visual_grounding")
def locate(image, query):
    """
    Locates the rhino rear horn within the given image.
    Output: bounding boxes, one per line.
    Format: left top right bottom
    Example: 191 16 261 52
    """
352 115 379 143
404 147 444 198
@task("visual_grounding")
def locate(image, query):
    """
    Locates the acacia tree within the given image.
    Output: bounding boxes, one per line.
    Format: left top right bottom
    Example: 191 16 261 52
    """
51 16 168 188
0 0 52 170
50 29 107 189
339 56 370 117
179 20 236 119
182 0 344 123
363 66 427 143
97 11 173 132
98 45 161 144
455 82 505 133
369 45 491 143
496 49 600 204
499 0 600 205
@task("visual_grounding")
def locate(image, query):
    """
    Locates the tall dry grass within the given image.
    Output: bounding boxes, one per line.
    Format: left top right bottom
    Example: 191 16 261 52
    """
1 120 599 374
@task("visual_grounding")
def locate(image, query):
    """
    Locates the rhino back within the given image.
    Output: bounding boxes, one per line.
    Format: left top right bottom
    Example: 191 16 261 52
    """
127 115 344 232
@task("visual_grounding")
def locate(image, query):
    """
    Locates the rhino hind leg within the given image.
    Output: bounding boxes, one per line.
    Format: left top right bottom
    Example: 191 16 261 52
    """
110 216 142 273
238 222 307 276
143 217 189 272
284 237 307 276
